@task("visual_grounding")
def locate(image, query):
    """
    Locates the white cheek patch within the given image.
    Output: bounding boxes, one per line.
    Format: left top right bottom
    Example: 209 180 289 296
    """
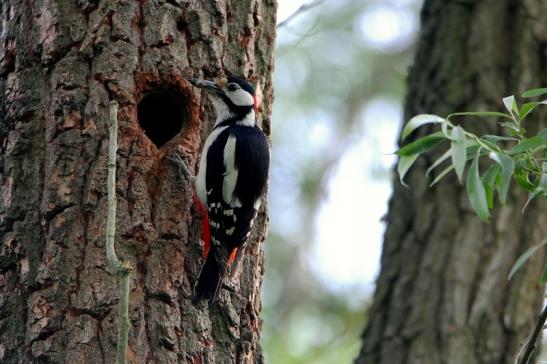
211 96 233 125
229 89 255 107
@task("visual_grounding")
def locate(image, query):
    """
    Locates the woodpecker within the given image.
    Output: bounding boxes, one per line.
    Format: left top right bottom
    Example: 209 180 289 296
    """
181 76 270 302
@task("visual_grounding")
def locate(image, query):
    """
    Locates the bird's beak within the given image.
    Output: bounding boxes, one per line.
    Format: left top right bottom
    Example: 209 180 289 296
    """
189 78 225 95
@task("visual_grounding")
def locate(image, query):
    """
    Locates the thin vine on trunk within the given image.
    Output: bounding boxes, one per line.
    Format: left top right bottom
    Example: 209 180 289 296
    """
106 100 132 364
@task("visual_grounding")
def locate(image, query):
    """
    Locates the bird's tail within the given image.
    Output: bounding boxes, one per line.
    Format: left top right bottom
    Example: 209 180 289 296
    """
194 254 223 303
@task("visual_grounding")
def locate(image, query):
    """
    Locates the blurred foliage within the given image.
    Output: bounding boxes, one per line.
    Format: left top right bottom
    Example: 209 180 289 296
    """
262 0 422 362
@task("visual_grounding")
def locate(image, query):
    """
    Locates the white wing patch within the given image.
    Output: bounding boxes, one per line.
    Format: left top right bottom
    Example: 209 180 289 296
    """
222 134 239 205
195 126 228 205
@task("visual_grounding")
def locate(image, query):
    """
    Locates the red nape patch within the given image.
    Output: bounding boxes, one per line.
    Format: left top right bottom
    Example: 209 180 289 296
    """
193 194 211 259
227 247 238 268
253 95 258 113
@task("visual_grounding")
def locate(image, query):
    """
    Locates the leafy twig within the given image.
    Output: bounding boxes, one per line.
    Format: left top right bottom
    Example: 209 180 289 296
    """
106 100 133 364
396 89 547 364
515 303 547 364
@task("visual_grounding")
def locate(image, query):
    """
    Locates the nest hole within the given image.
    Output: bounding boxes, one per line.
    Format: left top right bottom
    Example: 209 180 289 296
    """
137 89 187 147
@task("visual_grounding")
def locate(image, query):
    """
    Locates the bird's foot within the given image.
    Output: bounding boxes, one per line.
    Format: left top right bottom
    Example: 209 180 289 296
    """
221 280 237 293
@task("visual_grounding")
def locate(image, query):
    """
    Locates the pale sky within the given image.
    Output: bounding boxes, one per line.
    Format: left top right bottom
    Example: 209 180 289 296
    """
276 0 419 303
312 99 400 301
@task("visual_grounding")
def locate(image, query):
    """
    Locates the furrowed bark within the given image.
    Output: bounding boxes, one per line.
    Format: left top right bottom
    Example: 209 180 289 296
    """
0 1 276 363
356 1 547 363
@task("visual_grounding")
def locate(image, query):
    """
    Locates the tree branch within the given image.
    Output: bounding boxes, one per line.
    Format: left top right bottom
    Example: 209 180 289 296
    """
277 0 325 28
106 100 132 364
515 303 547 364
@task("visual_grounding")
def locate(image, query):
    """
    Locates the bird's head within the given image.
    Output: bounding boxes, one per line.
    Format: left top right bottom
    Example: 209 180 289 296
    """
190 76 257 126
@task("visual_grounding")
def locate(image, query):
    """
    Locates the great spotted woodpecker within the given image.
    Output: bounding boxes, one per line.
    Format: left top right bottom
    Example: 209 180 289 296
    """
175 76 270 302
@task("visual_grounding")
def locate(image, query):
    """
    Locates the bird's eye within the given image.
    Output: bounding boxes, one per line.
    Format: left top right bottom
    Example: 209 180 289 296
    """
227 83 239 91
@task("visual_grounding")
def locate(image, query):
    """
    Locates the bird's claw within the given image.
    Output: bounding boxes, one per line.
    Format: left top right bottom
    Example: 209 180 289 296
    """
221 281 237 293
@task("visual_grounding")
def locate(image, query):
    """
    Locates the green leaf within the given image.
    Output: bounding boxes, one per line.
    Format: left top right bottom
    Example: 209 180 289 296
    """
488 152 515 204
482 164 501 209
446 111 513 120
428 145 484 187
518 102 538 121
508 136 546 155
515 157 531 172
539 128 547 140
441 121 451 139
482 135 519 142
397 154 419 187
500 122 521 135
465 143 481 157
478 138 502 153
466 148 490 222
519 100 547 121
524 162 547 211
451 126 466 183
503 95 519 116
514 171 535 191
508 238 547 281
426 148 451 177
541 265 547 284
539 162 547 189
396 131 447 156
401 114 445 141
522 87 547 98
429 164 454 187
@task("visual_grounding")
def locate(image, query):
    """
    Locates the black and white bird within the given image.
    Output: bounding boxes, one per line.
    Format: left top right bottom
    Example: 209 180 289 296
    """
186 76 270 302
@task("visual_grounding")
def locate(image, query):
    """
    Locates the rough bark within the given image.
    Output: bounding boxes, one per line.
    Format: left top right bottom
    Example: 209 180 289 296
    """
0 1 276 363
357 1 547 363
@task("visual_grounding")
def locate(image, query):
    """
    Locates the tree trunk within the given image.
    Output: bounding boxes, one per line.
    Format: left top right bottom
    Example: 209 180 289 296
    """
0 1 276 363
357 1 547 363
